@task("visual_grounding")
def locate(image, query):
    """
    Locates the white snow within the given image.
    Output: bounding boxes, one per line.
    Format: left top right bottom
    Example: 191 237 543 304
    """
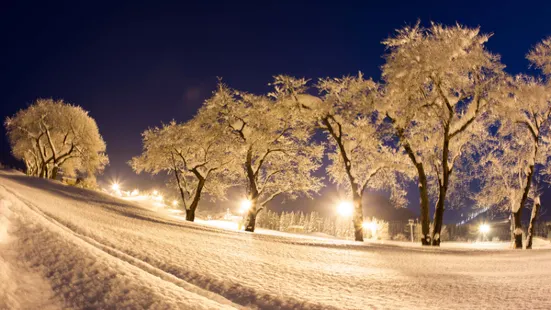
1 169 551 309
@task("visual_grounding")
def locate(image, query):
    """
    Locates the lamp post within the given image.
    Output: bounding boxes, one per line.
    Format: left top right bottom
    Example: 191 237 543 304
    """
408 219 415 242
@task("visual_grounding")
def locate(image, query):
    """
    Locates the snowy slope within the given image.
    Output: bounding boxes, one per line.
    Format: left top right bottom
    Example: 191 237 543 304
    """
1 169 551 309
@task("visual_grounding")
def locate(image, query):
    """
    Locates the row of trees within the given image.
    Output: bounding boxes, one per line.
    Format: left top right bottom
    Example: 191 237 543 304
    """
5 99 108 182
6 22 551 248
133 22 551 248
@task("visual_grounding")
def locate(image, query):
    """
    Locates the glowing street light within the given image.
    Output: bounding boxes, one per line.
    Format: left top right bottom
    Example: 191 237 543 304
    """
111 183 120 191
479 223 490 242
238 199 252 214
336 201 354 217
479 223 490 234
172 200 178 206
152 190 159 196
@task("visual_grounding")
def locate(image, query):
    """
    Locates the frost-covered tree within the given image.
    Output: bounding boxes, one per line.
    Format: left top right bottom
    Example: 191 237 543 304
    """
381 22 505 245
477 74 551 249
503 76 551 249
320 76 411 242
5 98 108 179
276 74 410 242
131 119 233 221
201 82 324 232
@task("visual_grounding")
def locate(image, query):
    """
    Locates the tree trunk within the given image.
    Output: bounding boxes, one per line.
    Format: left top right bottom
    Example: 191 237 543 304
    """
40 164 47 178
245 211 257 232
24 160 32 175
512 164 534 249
396 127 431 246
186 177 205 222
418 165 431 245
526 198 540 250
511 209 523 249
431 129 451 246
172 168 187 211
321 117 364 241
40 163 50 178
244 146 260 232
431 190 445 246
244 197 259 232
185 209 195 221
352 192 364 242
51 166 59 180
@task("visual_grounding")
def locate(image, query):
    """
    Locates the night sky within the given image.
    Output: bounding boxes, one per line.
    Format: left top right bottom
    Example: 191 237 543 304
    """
2 1 551 220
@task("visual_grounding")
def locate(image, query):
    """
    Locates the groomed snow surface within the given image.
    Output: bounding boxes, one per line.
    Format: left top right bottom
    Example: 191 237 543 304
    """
1 170 551 309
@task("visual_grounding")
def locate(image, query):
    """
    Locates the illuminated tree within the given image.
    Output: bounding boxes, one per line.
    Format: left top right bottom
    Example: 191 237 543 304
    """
5 98 108 180
131 119 233 221
381 22 505 245
274 74 411 242
476 74 551 249
200 82 323 232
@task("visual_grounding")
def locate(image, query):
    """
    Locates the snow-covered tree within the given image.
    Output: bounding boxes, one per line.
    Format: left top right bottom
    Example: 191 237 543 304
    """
200 82 324 232
266 74 410 242
381 22 505 245
286 74 410 242
476 74 551 248
131 119 233 221
473 118 532 248
5 98 108 179
503 76 551 249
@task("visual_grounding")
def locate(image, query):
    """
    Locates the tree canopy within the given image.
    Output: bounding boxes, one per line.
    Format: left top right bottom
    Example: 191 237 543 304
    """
5 98 108 180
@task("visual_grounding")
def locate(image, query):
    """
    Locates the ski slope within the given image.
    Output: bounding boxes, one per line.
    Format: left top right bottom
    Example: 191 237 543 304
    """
1 169 551 309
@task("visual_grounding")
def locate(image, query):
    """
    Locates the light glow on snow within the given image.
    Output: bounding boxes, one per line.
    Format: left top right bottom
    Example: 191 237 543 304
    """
198 219 240 231
336 201 354 217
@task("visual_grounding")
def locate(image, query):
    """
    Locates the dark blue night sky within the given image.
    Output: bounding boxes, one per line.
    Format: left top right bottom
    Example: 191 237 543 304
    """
2 1 551 220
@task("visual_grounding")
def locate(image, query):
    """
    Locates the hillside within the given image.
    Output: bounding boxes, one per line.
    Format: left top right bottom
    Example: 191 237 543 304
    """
1 169 551 309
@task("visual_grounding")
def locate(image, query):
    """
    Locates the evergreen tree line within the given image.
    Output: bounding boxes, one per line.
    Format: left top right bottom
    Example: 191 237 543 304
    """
256 209 390 240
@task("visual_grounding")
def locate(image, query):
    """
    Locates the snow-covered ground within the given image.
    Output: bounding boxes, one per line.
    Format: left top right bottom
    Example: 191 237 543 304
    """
1 170 551 309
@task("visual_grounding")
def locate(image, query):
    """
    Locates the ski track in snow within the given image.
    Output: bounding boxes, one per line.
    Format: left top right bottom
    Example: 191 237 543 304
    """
1 169 551 309
0 198 62 310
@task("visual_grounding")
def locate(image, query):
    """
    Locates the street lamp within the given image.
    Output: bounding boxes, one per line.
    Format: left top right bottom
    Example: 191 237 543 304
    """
111 183 120 191
479 223 490 234
408 219 415 242
239 199 252 214
336 201 354 217
479 223 490 241
172 200 178 206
